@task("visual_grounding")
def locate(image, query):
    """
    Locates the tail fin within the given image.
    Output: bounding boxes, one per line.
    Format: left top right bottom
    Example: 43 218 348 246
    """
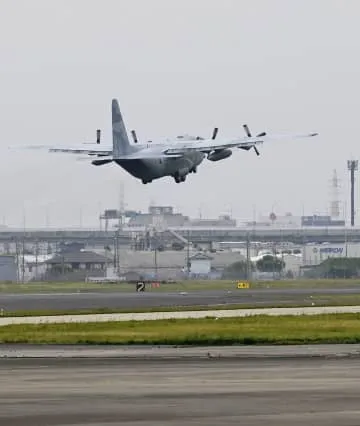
112 99 132 157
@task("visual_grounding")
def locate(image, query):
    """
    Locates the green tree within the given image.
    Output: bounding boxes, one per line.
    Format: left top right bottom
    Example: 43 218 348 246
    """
319 258 360 278
256 255 285 273
222 260 253 279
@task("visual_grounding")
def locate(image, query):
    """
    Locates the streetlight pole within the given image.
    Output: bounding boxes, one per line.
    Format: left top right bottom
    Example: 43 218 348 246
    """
347 160 358 227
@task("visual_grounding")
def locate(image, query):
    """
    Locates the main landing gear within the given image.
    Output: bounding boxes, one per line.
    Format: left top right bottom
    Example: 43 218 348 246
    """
174 171 186 183
173 166 198 183
141 179 152 184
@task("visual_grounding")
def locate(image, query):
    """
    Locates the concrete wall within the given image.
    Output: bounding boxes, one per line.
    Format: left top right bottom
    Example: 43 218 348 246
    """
190 259 211 275
281 254 303 277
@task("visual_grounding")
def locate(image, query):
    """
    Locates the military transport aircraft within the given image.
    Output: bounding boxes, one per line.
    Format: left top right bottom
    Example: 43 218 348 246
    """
27 99 318 184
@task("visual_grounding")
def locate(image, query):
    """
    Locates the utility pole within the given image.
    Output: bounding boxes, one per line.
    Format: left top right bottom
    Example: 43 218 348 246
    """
245 232 251 280
22 208 26 283
35 240 39 281
154 246 158 281
114 230 120 276
186 229 190 278
347 160 358 226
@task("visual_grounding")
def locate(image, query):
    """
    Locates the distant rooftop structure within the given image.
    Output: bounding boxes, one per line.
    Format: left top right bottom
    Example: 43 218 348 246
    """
100 205 237 230
252 213 301 227
148 206 175 215
190 215 236 227
128 206 189 228
301 215 345 227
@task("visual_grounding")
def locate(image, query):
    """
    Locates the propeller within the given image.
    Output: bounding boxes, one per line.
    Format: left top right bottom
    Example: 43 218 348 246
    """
96 129 101 144
131 130 138 143
194 127 217 141
242 124 266 156
212 127 218 140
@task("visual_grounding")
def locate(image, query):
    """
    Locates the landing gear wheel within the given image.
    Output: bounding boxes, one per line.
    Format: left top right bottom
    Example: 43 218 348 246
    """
142 179 152 184
174 172 186 183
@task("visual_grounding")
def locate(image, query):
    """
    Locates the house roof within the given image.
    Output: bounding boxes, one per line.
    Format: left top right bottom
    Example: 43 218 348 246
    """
189 253 213 261
24 254 53 265
46 251 110 264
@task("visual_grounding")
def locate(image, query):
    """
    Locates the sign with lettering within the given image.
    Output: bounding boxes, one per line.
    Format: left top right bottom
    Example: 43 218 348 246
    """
237 282 250 289
319 247 344 254
136 282 145 292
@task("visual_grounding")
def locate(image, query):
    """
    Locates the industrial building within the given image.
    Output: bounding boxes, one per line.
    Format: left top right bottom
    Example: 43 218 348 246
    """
303 242 360 266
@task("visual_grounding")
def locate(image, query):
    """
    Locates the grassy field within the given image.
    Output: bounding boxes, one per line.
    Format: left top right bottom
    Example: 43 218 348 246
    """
1 278 360 294
1 313 360 345
2 294 360 318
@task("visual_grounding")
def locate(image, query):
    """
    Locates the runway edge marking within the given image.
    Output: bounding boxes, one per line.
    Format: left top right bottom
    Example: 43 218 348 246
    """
1 305 360 326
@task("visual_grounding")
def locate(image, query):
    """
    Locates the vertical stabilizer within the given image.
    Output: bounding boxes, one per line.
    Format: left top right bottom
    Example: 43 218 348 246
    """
112 99 131 157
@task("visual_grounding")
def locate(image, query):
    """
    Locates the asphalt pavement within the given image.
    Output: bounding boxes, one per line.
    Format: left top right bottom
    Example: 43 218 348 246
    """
1 287 360 312
1 349 360 425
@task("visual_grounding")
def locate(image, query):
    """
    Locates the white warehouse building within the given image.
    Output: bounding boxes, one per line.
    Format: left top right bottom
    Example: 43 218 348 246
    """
303 243 360 266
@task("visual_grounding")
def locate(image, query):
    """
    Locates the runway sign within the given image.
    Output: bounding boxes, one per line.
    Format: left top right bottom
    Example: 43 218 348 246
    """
136 282 145 292
237 281 250 289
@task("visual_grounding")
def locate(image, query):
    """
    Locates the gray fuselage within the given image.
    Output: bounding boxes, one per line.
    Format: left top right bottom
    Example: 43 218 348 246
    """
115 151 205 183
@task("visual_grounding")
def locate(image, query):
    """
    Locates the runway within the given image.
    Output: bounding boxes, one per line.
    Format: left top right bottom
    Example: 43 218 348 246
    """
1 287 360 312
1 348 360 425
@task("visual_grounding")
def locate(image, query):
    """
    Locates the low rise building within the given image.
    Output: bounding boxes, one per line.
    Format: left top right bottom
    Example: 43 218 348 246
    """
46 250 110 271
303 242 360 266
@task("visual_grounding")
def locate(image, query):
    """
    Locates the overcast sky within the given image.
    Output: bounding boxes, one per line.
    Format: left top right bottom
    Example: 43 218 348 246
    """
1 0 359 228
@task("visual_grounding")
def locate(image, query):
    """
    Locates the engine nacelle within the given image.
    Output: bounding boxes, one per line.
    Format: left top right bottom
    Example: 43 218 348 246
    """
207 149 232 162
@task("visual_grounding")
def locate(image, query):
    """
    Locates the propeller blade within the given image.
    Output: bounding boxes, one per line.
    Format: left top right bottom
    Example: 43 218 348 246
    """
243 124 251 137
131 130 138 143
253 146 260 156
212 127 218 140
256 131 266 137
96 129 101 144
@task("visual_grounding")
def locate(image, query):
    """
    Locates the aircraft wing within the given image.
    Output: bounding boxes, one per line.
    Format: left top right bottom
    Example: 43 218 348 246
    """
21 144 113 156
112 148 183 160
160 132 318 155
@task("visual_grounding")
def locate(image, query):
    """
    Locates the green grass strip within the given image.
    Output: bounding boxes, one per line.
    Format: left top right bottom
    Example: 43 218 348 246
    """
1 313 360 345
